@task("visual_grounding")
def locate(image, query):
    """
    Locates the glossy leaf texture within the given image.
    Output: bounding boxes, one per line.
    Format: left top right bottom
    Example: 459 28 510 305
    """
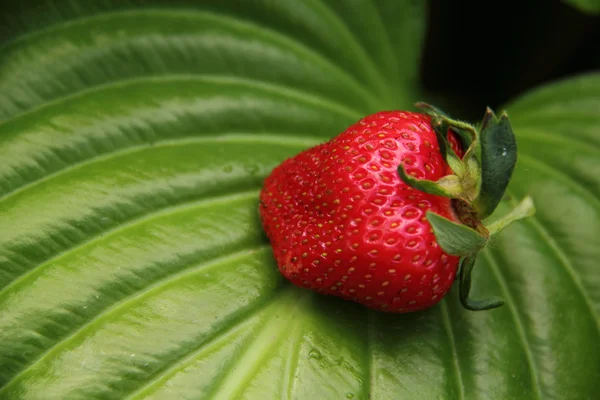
0 1 598 399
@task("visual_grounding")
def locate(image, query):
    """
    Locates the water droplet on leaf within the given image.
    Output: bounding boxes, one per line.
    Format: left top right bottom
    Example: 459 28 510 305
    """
308 349 322 360
245 164 259 175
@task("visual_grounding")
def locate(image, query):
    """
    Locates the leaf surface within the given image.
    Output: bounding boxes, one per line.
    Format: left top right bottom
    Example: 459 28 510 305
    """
0 2 598 399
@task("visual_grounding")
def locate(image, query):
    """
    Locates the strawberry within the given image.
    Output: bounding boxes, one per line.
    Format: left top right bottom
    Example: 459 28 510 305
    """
259 104 534 313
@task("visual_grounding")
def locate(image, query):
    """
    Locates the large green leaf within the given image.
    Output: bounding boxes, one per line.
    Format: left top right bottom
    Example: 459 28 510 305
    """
0 2 598 399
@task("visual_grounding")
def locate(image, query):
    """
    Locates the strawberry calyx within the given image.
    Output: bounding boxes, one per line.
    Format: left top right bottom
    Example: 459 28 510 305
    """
397 103 536 311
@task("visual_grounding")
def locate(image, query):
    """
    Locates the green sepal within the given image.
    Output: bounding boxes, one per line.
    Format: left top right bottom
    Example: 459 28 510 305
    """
459 151 482 201
487 196 536 236
459 254 505 311
472 109 518 219
397 165 463 199
426 211 488 256
430 117 448 161
415 102 449 119
451 127 476 152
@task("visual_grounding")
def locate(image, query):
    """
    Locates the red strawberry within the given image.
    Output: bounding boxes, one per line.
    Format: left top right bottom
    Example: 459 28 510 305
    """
259 104 534 313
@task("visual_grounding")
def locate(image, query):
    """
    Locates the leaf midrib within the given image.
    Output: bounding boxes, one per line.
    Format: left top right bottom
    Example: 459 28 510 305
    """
205 289 312 400
282 319 304 400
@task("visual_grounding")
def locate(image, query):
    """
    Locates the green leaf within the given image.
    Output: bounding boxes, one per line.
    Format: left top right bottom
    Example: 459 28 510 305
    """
563 0 600 14
426 212 488 256
0 2 598 400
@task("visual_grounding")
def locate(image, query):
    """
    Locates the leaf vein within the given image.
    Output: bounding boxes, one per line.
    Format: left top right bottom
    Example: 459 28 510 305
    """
0 9 381 116
517 154 600 209
517 129 600 152
126 285 286 400
440 301 464 400
0 133 319 205
482 249 542 400
207 289 309 400
506 191 600 334
314 0 392 102
0 245 272 395
366 310 375 399
282 318 303 400
0 189 260 297
0 74 362 135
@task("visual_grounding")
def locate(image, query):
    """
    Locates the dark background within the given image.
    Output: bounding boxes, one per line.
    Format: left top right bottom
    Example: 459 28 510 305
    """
422 0 600 118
